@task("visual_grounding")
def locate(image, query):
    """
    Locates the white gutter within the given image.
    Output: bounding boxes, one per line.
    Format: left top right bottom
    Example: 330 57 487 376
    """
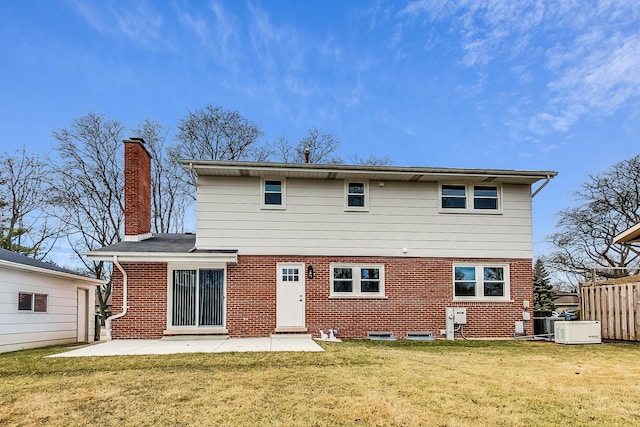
105 255 128 341
532 174 552 198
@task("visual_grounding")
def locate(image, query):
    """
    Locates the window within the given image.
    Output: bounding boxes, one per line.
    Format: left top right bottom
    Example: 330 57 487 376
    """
442 185 466 209
474 186 498 210
330 264 384 297
345 181 368 210
281 267 299 282
262 178 285 208
440 184 500 212
18 292 47 312
453 264 509 300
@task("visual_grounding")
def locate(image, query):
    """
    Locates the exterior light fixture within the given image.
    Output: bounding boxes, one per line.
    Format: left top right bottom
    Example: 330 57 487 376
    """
307 265 314 279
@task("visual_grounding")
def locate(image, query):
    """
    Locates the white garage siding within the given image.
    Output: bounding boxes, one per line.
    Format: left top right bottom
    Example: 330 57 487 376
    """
0 261 101 353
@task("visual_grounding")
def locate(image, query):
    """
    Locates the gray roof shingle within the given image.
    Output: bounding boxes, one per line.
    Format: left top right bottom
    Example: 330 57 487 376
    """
87 233 237 255
0 248 87 277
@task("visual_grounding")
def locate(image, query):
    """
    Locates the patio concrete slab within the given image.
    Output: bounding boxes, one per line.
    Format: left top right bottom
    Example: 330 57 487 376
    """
49 335 324 357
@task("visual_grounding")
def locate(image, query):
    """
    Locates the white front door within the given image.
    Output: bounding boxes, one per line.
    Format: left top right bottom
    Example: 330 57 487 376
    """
276 263 305 330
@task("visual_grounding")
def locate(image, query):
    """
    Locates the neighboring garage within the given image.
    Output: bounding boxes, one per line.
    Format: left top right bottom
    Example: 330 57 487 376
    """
0 248 104 353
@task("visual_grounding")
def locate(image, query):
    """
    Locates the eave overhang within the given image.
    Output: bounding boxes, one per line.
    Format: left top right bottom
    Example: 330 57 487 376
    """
0 259 105 285
181 160 558 186
614 223 640 244
85 251 238 264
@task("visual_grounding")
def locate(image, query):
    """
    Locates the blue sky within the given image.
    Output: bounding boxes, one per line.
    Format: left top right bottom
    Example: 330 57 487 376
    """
1 1 639 263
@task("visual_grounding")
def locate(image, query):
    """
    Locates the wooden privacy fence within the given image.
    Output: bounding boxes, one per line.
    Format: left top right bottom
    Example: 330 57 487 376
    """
581 280 640 341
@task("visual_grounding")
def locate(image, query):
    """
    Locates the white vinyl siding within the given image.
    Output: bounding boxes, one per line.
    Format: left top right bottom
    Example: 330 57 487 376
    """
0 267 96 353
196 176 533 259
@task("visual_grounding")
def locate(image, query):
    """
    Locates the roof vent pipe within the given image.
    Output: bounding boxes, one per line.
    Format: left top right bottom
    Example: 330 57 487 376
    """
304 147 310 163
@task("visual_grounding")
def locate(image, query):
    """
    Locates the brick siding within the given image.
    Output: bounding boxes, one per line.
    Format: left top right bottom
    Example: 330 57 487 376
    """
110 256 532 339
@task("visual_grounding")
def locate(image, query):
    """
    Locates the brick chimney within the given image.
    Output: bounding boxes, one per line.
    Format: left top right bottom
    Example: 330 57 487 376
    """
123 138 152 242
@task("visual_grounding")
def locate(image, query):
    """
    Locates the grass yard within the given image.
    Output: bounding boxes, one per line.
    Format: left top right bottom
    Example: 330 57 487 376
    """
1 340 640 426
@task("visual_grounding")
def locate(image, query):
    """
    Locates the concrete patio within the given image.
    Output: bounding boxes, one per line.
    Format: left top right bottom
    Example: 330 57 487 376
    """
50 335 324 357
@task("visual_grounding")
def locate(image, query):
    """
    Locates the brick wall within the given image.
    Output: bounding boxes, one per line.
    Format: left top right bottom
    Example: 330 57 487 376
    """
110 263 167 339
228 256 532 339
110 256 532 339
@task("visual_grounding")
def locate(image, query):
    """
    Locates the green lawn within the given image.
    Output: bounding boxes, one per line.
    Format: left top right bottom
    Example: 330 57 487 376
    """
1 340 639 426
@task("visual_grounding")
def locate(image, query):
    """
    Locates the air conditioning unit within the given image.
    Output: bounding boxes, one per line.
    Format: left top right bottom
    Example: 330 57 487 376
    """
554 321 601 344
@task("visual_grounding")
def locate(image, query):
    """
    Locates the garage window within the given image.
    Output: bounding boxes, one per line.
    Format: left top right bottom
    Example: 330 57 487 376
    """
18 292 48 312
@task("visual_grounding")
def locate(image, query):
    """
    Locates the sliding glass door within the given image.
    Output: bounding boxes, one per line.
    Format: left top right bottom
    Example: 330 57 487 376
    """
172 268 224 327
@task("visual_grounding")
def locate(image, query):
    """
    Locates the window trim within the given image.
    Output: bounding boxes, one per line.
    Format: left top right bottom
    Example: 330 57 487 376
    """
166 262 228 332
452 263 510 302
439 183 502 214
344 180 369 212
330 263 385 298
261 177 286 210
18 292 48 313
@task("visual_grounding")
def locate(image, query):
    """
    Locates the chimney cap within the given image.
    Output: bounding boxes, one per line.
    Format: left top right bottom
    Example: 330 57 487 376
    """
128 137 146 144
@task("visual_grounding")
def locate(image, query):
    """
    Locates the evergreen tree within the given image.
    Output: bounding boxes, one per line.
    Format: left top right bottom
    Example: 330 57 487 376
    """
533 259 555 316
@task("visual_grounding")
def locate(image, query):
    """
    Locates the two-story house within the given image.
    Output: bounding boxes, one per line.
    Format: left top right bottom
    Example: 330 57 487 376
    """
87 138 556 339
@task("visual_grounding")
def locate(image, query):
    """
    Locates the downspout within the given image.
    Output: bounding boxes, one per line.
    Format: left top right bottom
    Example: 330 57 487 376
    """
105 255 128 341
532 175 551 198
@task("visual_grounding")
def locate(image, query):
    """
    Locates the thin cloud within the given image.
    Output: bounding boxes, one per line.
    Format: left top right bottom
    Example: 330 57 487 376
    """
70 0 164 49
395 0 640 139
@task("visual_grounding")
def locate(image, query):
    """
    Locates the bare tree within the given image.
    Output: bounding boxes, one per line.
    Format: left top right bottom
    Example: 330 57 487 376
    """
49 112 125 321
272 128 343 164
0 148 56 257
273 128 392 166
546 154 640 283
348 153 393 166
171 104 268 193
133 119 189 234
173 104 266 160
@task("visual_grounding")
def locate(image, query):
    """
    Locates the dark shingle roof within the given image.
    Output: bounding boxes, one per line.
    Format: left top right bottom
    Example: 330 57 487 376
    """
0 248 86 276
89 233 197 253
87 233 236 255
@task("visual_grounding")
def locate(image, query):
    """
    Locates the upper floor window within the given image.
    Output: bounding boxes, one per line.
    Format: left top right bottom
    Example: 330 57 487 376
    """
262 178 286 209
473 186 498 210
331 264 385 297
441 185 466 209
453 264 509 301
345 181 368 211
440 184 500 212
18 292 48 312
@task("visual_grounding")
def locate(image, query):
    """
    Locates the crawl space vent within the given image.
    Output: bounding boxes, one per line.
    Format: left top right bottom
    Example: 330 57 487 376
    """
405 331 435 341
367 331 396 341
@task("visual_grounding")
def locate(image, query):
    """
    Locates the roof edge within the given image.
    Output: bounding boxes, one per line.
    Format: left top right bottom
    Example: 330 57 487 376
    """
0 259 105 285
614 223 640 244
85 251 238 263
180 159 558 180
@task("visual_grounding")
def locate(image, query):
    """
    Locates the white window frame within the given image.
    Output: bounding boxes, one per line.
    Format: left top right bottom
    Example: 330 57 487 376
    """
452 263 510 301
18 292 48 313
166 262 228 332
261 177 286 209
439 183 502 214
330 263 385 298
344 180 369 211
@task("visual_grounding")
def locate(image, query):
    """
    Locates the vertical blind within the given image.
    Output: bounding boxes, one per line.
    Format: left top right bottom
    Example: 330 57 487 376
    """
172 269 224 327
